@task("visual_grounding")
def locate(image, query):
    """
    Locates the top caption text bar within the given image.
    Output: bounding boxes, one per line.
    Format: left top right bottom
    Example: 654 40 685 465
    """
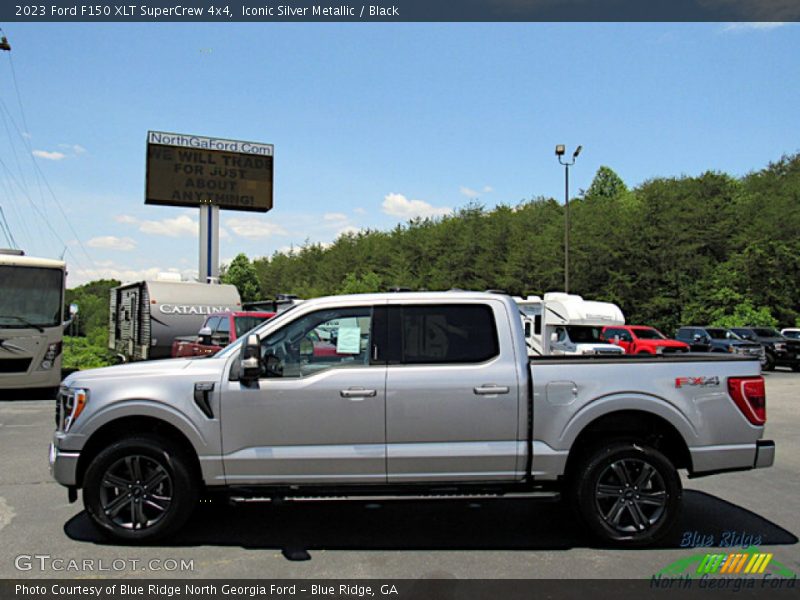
3 0 799 22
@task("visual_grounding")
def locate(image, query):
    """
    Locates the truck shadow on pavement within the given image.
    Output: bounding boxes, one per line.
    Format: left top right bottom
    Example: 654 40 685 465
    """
64 489 797 560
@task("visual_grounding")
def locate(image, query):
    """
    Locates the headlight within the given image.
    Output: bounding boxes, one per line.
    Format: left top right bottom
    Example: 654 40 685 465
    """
728 345 736 353
774 343 786 352
64 388 89 432
38 342 62 370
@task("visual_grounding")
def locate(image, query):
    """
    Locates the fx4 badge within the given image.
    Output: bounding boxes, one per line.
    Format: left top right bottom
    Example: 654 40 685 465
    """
675 376 720 388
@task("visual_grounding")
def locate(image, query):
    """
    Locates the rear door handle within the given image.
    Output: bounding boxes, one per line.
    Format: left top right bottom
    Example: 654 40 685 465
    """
340 388 377 399
473 384 510 396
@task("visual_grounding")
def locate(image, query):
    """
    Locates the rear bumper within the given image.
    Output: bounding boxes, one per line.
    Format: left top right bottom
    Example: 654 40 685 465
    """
755 440 775 469
690 439 775 476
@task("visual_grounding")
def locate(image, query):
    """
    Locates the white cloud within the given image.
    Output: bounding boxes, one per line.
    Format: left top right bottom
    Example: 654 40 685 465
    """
276 245 302 256
59 143 87 154
337 225 361 237
460 185 493 198
140 215 198 237
67 264 198 288
226 217 288 238
86 236 137 251
323 212 348 222
32 150 66 161
353 207 367 215
382 193 451 219
116 214 199 237
722 22 787 32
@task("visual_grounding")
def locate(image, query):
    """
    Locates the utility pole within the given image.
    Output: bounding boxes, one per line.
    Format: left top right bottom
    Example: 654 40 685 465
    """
555 144 582 293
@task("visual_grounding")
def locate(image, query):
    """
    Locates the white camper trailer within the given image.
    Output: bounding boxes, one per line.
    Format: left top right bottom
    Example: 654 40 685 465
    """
516 292 625 356
109 279 241 361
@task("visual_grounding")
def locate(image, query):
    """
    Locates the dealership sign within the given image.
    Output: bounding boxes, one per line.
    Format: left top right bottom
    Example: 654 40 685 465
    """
145 131 274 213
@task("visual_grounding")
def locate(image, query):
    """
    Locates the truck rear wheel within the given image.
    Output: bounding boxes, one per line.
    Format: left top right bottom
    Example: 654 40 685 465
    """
82 435 198 542
570 442 681 546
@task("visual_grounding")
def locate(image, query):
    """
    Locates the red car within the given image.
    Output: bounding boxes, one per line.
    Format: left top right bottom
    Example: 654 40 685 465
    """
601 325 690 355
172 311 276 358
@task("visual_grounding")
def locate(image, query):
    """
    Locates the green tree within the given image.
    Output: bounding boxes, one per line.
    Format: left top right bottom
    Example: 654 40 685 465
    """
221 253 261 302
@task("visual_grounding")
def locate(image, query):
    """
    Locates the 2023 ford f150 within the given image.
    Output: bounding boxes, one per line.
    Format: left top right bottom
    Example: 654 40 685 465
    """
50 292 775 546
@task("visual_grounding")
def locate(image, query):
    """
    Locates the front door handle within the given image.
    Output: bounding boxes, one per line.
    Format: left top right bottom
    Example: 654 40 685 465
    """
473 384 510 396
340 388 377 399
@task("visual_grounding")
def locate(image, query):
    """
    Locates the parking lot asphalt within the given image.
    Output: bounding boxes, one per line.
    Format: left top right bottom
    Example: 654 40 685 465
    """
0 370 797 579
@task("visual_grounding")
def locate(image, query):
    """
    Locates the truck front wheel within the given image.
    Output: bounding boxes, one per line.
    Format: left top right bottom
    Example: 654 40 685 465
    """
82 435 199 542
571 442 681 546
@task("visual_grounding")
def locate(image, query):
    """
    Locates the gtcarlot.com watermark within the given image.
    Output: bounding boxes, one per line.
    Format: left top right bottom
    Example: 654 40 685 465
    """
14 554 194 573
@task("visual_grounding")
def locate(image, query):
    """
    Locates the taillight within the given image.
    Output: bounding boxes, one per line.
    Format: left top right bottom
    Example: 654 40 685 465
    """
727 376 766 425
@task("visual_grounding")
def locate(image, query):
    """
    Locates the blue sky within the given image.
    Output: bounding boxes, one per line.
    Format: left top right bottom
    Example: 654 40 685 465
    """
0 22 797 287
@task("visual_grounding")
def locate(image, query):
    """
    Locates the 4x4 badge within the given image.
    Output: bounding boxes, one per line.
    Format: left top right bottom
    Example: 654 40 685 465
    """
675 376 720 388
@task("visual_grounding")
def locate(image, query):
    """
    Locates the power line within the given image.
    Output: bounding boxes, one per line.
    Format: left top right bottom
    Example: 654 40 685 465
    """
0 152 87 272
0 205 18 248
0 45 97 269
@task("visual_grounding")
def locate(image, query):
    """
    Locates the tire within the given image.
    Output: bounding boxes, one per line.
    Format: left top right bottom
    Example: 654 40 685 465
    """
793 364 800 373
763 352 776 372
82 435 199 543
570 442 682 547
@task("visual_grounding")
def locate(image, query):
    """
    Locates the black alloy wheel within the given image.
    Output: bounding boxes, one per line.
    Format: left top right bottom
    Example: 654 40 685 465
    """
571 442 681 546
83 435 198 542
594 458 667 534
99 454 173 531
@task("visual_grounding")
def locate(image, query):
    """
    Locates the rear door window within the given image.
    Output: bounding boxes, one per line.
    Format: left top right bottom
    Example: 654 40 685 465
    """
396 304 499 364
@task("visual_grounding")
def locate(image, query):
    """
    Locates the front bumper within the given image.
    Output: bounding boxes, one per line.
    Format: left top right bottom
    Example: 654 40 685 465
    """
49 441 79 487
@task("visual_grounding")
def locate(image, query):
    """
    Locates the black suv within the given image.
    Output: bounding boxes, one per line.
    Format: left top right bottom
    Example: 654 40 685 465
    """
675 326 764 362
729 327 800 372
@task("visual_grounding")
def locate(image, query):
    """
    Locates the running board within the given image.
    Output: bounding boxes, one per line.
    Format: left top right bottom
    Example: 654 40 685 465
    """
227 491 561 504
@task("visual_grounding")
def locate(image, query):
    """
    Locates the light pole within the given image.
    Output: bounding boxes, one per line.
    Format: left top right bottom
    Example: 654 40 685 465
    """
555 144 582 293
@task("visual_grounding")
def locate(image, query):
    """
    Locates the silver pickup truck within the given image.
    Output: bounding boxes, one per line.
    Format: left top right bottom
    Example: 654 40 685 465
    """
50 292 774 546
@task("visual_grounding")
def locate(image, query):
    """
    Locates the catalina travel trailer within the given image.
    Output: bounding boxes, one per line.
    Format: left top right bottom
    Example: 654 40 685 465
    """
109 279 241 361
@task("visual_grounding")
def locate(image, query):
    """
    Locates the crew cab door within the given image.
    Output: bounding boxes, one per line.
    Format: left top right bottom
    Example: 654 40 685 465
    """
219 304 386 484
384 301 522 482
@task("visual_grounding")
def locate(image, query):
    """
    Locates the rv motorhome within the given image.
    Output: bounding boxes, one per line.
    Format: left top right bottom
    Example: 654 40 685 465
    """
109 279 241 361
0 249 67 389
516 292 625 356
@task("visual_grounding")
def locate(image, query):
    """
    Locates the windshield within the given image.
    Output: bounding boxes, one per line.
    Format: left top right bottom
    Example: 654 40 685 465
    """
706 328 738 340
234 315 273 338
631 327 666 340
0 266 63 328
563 325 604 343
215 303 301 358
753 328 781 338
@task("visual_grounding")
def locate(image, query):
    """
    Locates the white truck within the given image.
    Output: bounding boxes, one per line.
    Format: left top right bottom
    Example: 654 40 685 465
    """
516 293 625 356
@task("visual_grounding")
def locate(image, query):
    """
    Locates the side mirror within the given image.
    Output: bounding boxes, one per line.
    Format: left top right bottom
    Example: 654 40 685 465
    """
550 332 558 343
239 334 261 381
693 334 702 341
213 334 231 346
63 302 80 329
198 326 212 337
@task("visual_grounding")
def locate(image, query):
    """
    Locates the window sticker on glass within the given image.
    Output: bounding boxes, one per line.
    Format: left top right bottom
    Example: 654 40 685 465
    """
336 326 362 354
